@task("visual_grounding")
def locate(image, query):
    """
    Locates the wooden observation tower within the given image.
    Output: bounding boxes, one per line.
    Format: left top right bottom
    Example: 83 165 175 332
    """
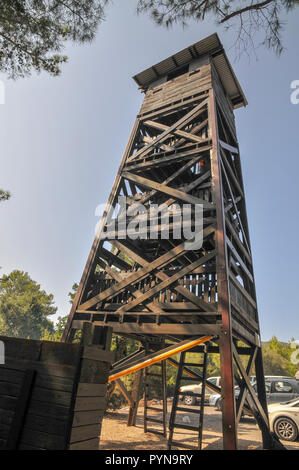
63 34 273 450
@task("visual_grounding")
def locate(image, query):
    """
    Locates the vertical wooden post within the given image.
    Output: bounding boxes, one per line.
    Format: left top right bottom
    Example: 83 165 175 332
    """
127 370 143 426
161 360 168 437
255 347 272 449
81 322 112 350
209 88 237 450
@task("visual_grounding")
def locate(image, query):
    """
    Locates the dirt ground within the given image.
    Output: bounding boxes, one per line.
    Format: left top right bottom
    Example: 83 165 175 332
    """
100 402 299 451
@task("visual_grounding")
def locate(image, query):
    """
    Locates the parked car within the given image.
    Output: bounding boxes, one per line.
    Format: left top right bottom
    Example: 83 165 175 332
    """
269 398 299 441
210 376 299 412
179 376 221 406
209 386 240 411
209 376 256 411
262 377 299 404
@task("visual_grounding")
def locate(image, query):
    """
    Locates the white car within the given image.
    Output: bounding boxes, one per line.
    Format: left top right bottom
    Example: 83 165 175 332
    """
209 385 240 411
179 376 221 406
269 398 299 442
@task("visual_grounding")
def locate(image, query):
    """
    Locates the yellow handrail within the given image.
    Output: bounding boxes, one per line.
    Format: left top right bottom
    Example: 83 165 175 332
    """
108 336 213 383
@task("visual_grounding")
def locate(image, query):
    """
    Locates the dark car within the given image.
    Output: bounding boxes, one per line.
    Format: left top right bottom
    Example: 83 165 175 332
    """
213 376 299 412
262 376 299 404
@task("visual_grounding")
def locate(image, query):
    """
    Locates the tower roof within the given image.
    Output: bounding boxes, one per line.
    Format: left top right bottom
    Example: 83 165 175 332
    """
133 33 247 109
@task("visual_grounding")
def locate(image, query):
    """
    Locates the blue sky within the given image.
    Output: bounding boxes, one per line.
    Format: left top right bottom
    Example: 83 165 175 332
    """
0 2 298 342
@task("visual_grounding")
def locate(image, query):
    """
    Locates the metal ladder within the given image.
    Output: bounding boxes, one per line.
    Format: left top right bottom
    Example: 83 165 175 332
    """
168 346 208 450
144 360 167 437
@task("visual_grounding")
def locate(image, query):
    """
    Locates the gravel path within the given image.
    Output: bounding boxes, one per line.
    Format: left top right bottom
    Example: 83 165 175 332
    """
100 404 299 450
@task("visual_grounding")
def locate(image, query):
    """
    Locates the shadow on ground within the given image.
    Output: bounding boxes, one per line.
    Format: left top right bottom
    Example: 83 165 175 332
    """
100 406 298 450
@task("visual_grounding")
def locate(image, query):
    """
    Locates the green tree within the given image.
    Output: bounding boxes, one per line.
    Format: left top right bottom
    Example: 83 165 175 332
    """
262 336 298 376
137 0 299 54
1 0 296 80
68 282 78 303
0 0 108 78
0 270 56 339
42 315 67 342
0 189 11 203
262 348 291 375
42 283 79 341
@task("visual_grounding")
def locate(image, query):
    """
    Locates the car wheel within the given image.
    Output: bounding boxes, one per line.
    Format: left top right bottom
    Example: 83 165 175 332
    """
274 417 298 442
183 395 196 406
216 399 222 411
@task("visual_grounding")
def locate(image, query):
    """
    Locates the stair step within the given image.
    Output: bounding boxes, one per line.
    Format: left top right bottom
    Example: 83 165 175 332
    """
183 363 204 367
180 376 202 382
146 429 166 437
171 422 201 431
179 391 203 398
176 406 202 414
145 384 163 390
145 417 164 424
169 440 199 450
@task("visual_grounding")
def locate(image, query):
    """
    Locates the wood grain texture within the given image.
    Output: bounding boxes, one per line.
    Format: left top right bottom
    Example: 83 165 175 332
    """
0 337 113 450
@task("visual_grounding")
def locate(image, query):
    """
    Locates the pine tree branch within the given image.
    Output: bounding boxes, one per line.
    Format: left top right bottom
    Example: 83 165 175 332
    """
219 0 275 23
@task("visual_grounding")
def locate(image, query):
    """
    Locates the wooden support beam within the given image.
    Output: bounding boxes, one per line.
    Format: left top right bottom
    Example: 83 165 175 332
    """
115 379 134 407
115 250 217 315
122 171 215 209
126 154 201 193
78 239 192 311
98 259 165 315
232 343 269 426
220 147 244 198
229 271 257 309
209 87 237 450
109 224 217 312
144 119 206 143
220 157 251 253
225 216 252 264
125 144 212 171
173 118 209 148
219 139 239 155
101 247 133 271
128 99 208 162
127 370 143 426
77 309 219 317
235 346 257 424
226 237 254 283
138 92 208 121
72 321 221 337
